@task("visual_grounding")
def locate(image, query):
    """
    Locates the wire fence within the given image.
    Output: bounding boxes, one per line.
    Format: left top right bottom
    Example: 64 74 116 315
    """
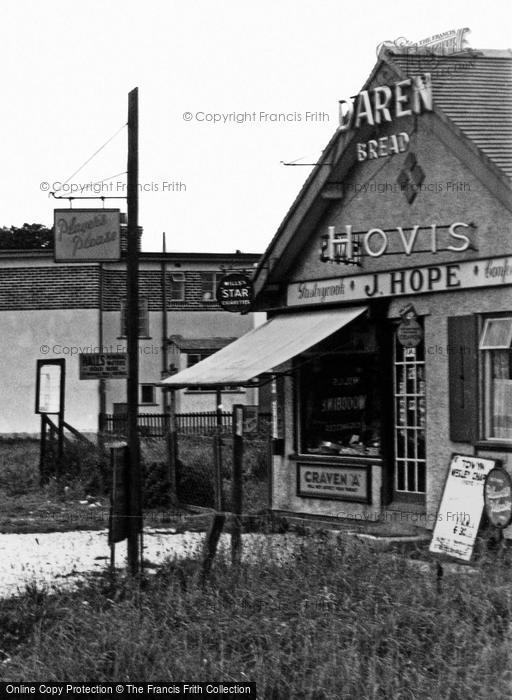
100 411 272 515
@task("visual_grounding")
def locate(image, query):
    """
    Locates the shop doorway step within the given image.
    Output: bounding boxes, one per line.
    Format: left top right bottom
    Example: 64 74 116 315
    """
272 510 431 551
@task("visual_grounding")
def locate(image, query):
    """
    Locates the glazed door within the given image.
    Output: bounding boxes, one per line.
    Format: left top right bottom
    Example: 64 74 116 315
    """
393 339 426 503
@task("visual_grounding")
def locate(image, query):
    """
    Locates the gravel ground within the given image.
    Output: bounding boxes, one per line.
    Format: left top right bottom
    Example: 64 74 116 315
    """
0 529 296 599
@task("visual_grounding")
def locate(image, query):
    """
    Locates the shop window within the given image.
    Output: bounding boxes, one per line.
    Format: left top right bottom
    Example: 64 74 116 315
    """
169 272 185 302
120 297 149 337
393 339 426 497
298 353 382 456
140 384 156 405
201 272 219 302
480 317 512 441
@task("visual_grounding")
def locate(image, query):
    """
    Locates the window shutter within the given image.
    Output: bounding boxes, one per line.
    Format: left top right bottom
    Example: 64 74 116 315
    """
448 315 478 442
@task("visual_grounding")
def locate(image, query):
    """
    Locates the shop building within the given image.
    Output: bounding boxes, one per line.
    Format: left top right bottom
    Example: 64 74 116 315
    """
0 240 261 434
162 48 512 531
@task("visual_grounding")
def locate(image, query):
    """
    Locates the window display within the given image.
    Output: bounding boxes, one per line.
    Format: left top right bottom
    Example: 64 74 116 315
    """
299 352 382 456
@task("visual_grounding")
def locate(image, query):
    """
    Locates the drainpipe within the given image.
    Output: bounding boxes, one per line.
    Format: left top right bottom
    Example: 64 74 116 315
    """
161 232 169 413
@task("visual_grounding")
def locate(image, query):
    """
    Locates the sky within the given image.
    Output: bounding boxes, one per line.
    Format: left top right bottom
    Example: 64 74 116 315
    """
2 0 510 255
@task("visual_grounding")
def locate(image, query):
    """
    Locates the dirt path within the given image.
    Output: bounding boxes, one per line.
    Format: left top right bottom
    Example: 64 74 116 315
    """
0 529 295 598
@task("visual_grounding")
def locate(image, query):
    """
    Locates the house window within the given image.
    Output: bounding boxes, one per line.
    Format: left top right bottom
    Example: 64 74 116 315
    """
187 352 204 367
201 272 219 302
169 272 185 302
480 317 512 441
140 384 156 405
186 351 241 393
120 297 149 337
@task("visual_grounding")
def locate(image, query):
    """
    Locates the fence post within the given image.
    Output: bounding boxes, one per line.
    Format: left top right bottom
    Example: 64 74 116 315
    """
39 414 47 486
200 391 226 583
166 390 178 505
231 405 243 565
214 391 223 511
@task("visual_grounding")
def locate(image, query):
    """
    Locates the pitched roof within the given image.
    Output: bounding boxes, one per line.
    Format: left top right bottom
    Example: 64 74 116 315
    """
386 49 512 178
253 48 512 299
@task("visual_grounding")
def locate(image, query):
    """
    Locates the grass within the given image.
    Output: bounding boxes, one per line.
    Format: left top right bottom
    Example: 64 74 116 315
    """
0 438 511 696
0 536 511 697
176 433 269 513
0 438 113 533
0 434 270 533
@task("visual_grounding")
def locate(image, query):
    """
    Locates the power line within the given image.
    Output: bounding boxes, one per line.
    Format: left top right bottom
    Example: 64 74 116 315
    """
62 123 127 186
93 170 128 186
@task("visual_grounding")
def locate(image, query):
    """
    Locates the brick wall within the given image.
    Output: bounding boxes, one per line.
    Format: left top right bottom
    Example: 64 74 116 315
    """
0 263 243 312
0 266 100 309
102 270 223 311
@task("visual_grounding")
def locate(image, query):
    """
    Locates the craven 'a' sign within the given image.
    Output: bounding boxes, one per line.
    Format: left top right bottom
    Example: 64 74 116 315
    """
54 209 120 262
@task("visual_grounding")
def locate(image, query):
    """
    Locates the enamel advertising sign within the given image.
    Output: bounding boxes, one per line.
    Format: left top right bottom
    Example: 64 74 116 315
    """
296 463 370 503
216 273 254 313
79 353 128 380
484 468 512 529
54 209 121 262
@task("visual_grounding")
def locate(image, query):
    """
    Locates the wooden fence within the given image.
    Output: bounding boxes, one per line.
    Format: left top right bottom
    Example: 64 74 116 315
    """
101 411 241 437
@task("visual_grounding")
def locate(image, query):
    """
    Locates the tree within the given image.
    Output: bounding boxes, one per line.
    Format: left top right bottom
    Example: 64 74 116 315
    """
0 223 53 249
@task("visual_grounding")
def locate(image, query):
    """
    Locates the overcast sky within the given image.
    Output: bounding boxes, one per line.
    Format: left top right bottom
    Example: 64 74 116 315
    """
2 0 510 254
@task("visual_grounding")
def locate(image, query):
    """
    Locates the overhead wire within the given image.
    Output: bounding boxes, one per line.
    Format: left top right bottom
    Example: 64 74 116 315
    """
61 122 127 186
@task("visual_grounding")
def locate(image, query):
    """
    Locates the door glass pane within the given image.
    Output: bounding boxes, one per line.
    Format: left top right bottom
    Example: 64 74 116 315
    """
394 330 426 496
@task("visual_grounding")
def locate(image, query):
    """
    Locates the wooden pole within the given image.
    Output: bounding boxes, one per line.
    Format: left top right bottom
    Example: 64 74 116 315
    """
167 389 178 504
39 414 47 486
161 232 169 410
98 263 106 450
200 390 226 582
231 405 243 565
126 87 142 575
214 388 223 511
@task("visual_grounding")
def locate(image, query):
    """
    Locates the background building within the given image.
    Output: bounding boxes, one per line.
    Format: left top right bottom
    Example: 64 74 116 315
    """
0 238 261 434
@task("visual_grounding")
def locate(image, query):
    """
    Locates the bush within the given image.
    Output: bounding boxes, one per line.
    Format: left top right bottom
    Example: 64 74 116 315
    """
0 440 39 495
176 458 214 508
142 461 172 509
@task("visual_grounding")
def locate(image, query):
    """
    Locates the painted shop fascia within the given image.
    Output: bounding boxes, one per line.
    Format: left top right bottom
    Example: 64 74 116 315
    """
252 49 512 532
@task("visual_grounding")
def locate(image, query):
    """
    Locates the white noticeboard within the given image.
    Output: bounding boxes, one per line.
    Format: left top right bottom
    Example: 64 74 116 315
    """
430 454 497 561
37 362 63 414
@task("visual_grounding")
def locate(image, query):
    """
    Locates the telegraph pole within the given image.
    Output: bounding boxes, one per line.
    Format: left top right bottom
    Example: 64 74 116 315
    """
126 87 142 574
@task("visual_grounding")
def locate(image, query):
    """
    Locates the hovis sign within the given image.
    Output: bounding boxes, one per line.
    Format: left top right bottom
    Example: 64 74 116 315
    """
54 209 120 262
287 256 512 306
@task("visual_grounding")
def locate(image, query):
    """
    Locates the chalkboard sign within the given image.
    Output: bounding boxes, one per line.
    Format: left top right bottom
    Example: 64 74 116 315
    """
430 454 498 561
